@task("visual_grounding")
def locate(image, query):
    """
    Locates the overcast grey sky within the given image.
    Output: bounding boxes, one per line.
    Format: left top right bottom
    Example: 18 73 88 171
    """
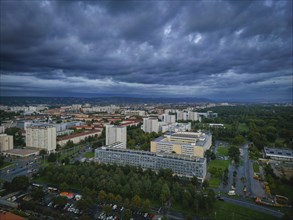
0 0 292 102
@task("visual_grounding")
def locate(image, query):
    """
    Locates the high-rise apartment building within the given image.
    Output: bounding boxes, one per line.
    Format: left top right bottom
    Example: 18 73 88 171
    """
162 114 176 124
106 125 127 148
26 125 56 152
188 111 199 121
142 117 159 133
0 134 13 152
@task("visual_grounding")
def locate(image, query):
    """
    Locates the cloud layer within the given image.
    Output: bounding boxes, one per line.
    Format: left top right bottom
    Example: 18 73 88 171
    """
0 0 292 102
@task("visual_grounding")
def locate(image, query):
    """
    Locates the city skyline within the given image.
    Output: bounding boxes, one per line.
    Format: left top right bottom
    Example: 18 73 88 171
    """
0 1 292 102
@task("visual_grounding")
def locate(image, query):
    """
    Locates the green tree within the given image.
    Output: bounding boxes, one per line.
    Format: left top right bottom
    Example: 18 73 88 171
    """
4 175 29 192
122 209 132 220
47 153 57 162
31 187 45 201
160 183 171 205
103 205 112 215
53 196 68 207
233 134 245 145
228 146 240 163
98 190 107 202
131 195 141 208
143 199 151 211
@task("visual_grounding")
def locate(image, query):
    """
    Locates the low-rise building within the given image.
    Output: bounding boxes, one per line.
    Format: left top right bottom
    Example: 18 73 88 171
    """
95 144 207 181
57 130 101 146
264 147 293 161
151 131 212 158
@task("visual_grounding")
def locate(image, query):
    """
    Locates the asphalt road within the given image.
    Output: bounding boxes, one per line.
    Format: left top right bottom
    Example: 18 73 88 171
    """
221 196 284 218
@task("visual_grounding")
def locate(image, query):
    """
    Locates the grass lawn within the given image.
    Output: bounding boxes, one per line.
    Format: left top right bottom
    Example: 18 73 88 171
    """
84 152 95 158
213 201 278 220
271 181 293 203
208 159 231 170
0 161 13 169
170 202 194 216
253 162 260 173
217 147 229 156
238 123 249 132
209 176 221 188
224 124 232 129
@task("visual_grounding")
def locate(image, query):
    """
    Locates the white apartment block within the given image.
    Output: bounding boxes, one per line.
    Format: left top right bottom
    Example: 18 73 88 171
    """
159 122 191 133
0 134 13 152
142 118 159 133
176 111 188 121
26 125 56 152
162 114 176 124
124 110 146 116
188 111 199 121
106 125 127 148
0 126 5 134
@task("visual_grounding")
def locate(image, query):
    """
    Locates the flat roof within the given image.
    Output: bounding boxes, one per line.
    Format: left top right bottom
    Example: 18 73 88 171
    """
58 130 101 141
0 211 25 220
3 148 39 157
96 147 205 162
264 147 293 158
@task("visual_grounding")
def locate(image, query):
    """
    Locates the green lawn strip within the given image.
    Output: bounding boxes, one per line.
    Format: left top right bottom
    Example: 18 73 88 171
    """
223 124 232 129
208 159 231 170
84 151 95 158
238 123 249 132
208 160 230 188
213 201 278 220
59 148 80 160
0 161 13 169
253 162 260 173
170 202 194 216
217 147 229 156
209 176 221 188
271 181 293 204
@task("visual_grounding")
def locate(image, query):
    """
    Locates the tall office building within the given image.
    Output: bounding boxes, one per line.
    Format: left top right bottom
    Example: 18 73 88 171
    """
106 125 127 148
142 117 159 133
0 134 13 152
26 125 56 152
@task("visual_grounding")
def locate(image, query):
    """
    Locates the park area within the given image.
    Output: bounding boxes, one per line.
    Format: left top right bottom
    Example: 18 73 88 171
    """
208 159 231 188
213 201 278 220
217 147 229 157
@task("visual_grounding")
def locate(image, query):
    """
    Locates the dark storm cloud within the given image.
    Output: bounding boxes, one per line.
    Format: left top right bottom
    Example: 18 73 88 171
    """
0 0 292 101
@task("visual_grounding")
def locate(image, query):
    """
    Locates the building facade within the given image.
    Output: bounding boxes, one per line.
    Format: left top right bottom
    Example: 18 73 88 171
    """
264 147 293 161
151 131 212 158
26 125 56 152
142 117 159 133
95 146 207 181
0 134 13 152
106 125 127 148
57 130 101 147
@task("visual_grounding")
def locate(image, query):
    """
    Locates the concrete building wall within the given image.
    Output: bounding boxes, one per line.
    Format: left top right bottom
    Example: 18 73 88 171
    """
106 125 127 148
58 131 100 146
95 147 207 181
26 125 56 152
0 134 13 152
142 118 159 133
